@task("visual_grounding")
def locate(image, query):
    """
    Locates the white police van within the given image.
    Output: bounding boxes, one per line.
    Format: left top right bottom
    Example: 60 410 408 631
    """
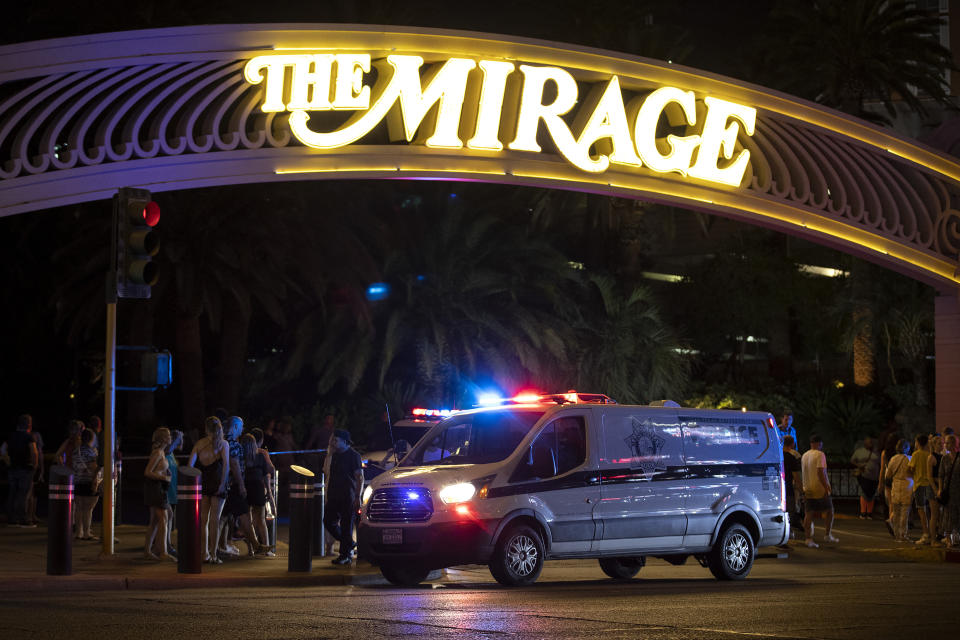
358 393 789 586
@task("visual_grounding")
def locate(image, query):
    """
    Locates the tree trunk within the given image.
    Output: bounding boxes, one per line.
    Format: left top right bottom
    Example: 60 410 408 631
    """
853 307 875 387
212 295 251 415
175 311 205 442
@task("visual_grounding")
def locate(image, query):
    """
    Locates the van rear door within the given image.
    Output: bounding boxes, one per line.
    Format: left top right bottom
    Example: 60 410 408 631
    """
592 408 686 553
680 413 773 547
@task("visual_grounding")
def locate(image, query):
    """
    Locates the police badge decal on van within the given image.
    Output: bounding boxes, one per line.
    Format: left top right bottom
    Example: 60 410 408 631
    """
625 417 666 477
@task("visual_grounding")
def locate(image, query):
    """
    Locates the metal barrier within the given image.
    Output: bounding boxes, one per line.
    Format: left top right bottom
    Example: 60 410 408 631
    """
827 466 861 498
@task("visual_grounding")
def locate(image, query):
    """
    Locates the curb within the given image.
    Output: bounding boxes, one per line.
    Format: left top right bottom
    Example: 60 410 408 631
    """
0 570 388 593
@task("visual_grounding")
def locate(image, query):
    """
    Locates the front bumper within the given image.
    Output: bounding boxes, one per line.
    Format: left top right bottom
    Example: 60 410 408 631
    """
359 519 498 569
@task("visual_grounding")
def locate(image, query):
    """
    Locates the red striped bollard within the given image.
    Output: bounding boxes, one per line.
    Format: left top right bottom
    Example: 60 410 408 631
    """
47 465 73 575
176 466 202 574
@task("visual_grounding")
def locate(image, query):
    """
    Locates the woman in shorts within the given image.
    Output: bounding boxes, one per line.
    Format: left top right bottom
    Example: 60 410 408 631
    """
143 427 174 561
188 417 229 563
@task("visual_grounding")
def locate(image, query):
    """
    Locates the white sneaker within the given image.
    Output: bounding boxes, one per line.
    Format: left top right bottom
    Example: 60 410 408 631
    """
824 534 840 543
222 544 240 556
805 539 819 548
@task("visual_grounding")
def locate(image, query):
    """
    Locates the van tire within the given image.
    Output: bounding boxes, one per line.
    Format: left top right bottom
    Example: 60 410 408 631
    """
707 523 754 580
489 524 544 586
598 556 645 579
380 563 431 587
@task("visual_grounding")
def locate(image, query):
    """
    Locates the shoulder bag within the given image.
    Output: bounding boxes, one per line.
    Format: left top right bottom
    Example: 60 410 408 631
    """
884 456 905 489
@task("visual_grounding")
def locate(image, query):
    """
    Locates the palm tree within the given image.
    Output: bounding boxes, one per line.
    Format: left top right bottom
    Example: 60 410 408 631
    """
285 183 577 407
562 275 689 404
757 0 956 123
833 261 933 396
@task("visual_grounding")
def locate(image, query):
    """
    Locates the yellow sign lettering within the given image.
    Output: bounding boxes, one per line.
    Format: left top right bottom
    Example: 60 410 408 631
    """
242 52 757 188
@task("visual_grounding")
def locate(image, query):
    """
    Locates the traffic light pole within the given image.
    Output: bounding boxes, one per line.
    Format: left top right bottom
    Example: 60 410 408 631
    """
101 187 159 557
101 299 117 557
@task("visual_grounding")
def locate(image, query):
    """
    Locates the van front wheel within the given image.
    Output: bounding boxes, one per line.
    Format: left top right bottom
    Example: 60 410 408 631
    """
489 524 544 586
599 556 645 579
707 523 754 580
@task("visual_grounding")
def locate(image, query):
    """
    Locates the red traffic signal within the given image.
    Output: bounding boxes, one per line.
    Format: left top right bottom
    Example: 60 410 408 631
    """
143 201 160 227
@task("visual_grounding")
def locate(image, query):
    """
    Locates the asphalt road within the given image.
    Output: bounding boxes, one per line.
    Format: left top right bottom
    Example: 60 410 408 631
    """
2 525 958 640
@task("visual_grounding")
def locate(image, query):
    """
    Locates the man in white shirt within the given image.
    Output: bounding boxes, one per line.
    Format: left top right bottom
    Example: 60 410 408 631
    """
801 434 838 548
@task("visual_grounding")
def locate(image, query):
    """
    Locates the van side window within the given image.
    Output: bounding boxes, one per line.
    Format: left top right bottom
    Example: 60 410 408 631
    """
516 417 586 481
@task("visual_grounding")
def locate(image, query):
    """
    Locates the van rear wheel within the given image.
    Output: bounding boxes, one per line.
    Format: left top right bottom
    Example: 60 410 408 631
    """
489 524 544 586
599 556 645 580
380 563 431 587
707 523 754 580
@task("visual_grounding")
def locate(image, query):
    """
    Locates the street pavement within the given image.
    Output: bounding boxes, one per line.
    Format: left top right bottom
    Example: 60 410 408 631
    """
0 512 956 593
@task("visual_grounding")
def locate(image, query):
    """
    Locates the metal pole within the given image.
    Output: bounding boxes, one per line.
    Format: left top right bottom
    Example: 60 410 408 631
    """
101 301 116 556
312 472 325 556
271 472 278 547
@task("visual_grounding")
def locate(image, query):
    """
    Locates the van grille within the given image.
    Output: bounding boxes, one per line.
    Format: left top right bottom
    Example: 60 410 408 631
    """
367 487 433 522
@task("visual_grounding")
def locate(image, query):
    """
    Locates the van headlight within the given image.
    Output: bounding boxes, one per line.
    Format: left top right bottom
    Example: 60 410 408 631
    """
439 482 476 504
361 485 373 505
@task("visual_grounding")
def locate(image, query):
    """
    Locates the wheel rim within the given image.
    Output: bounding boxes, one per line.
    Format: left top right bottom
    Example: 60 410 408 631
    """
723 532 750 573
506 534 539 576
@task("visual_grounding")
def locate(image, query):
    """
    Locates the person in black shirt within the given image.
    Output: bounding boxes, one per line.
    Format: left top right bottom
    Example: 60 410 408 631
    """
4 415 38 527
324 429 363 565
781 435 803 548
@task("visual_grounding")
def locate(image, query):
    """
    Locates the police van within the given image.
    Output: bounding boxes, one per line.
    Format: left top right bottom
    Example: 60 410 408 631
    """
358 392 789 587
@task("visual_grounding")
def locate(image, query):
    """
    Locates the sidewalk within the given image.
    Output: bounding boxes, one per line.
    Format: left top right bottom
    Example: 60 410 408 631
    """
0 521 384 592
785 512 960 563
1 514 955 594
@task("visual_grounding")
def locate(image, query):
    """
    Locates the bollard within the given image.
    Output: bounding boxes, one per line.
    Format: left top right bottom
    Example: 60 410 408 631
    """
47 465 74 576
176 466 202 574
288 465 314 572
312 473 326 556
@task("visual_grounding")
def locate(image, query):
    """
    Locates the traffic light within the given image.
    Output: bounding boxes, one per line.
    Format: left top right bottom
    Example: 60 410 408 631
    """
113 187 160 299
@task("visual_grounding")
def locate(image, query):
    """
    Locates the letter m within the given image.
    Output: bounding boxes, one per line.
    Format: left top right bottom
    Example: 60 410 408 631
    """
381 55 476 149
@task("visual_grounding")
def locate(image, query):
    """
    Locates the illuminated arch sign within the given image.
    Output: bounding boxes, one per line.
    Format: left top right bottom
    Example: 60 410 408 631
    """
2 25 960 289
242 53 756 186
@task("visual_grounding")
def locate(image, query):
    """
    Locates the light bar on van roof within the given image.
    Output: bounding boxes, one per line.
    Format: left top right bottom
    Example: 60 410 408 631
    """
511 391 617 405
410 407 456 418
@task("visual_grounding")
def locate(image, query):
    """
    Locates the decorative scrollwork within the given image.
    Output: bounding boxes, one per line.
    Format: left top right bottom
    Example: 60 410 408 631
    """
0 24 959 286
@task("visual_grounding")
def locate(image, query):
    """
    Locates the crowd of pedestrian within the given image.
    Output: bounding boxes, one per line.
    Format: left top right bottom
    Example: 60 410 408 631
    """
2 413 109 535
775 409 960 550
875 430 960 548
180 414 276 564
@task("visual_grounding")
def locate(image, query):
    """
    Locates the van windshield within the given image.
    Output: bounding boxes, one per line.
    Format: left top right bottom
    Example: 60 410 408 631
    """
400 409 546 466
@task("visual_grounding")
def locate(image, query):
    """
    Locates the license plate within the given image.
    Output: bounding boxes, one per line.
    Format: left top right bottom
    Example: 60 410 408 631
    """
381 528 403 544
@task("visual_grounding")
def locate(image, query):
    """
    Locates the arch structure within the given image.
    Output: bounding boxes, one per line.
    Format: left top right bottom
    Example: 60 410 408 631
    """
3 24 960 290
